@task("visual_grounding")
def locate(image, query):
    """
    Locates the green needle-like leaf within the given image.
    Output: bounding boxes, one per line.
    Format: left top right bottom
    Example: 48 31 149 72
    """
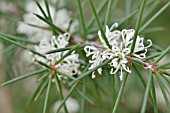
0 35 46 58
27 80 45 105
133 65 146 87
1 69 48 86
36 0 57 35
44 0 53 21
142 0 158 24
38 72 49 82
27 23 50 30
130 0 147 54
106 69 116 107
133 65 154 104
154 45 170 63
80 64 91 113
157 74 170 93
74 0 88 18
112 73 128 113
145 52 161 60
93 79 108 96
54 75 69 113
77 0 87 40
76 88 94 104
43 76 52 113
54 76 60 93
80 79 86 113
139 2 170 33
56 65 93 106
46 44 85 54
34 13 65 34
151 76 158 113
156 73 170 112
46 46 71 54
56 82 78 113
36 1 48 19
69 59 112 85
118 0 153 29
143 27 164 34
140 71 152 113
89 0 111 49
56 70 76 80
119 10 137 26
0 33 38 45
151 44 163 52
56 65 93 105
104 0 112 26
127 56 145 66
161 74 170 85
87 0 108 29
161 70 170 77
155 61 170 69
35 60 52 69
144 40 163 52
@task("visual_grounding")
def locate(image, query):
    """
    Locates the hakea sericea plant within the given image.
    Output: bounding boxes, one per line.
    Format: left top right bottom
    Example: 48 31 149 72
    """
0 0 170 113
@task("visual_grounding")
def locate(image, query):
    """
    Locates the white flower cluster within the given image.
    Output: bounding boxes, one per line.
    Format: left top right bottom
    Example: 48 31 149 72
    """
17 1 79 42
35 33 80 77
84 23 152 80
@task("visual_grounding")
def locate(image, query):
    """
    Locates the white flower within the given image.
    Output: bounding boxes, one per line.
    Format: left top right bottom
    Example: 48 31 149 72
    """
34 33 71 64
34 33 80 77
17 1 54 42
54 8 79 33
110 42 131 80
52 33 70 48
84 22 152 80
84 45 114 78
121 29 134 48
121 29 152 59
17 1 79 42
51 97 80 113
20 51 33 64
58 53 80 76
110 57 131 80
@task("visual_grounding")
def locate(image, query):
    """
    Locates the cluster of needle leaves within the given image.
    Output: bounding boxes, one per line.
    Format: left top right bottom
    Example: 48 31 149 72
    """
0 0 170 113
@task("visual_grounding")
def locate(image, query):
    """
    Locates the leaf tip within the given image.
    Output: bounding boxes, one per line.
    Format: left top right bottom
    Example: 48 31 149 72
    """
33 13 38 16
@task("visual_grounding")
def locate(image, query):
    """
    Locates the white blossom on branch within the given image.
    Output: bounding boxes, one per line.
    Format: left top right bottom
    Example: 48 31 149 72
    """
84 23 152 80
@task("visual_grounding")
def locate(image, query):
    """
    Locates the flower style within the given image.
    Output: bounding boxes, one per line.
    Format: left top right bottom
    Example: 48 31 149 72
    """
84 23 152 80
34 33 80 77
84 45 113 79
84 46 103 78
121 29 152 59
98 23 121 48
